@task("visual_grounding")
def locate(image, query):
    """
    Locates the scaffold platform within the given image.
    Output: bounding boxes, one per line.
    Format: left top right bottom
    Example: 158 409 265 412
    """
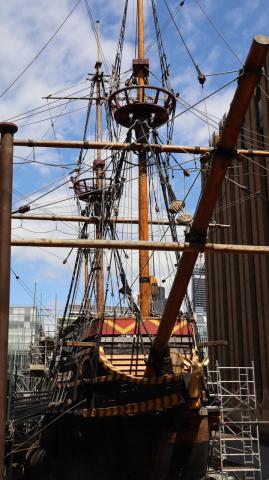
207 363 262 480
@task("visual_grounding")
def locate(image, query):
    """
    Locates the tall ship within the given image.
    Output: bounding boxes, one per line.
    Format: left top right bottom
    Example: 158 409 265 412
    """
1 1 269 480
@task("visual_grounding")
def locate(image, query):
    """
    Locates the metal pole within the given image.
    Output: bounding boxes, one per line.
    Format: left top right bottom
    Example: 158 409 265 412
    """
10 238 269 254
0 122 17 480
145 34 269 376
9 138 269 157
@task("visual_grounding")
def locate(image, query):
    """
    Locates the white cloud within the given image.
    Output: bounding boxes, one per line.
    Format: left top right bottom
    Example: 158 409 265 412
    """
2 0 267 311
174 86 234 146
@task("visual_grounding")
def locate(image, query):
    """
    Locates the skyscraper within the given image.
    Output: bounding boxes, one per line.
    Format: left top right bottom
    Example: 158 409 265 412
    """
192 254 207 342
192 256 206 314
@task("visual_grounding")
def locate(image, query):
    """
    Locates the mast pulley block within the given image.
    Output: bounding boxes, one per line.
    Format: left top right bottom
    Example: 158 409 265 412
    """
168 200 185 214
176 213 193 225
198 73 206 85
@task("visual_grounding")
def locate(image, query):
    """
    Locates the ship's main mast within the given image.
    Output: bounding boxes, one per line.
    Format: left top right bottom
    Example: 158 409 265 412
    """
108 0 176 317
136 0 150 317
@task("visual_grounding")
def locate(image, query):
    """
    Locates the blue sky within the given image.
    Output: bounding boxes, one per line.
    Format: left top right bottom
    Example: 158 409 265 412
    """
0 0 268 317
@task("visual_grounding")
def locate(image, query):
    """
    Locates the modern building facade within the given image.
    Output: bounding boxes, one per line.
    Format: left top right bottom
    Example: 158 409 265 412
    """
206 54 269 430
192 255 206 313
192 254 208 342
8 306 40 369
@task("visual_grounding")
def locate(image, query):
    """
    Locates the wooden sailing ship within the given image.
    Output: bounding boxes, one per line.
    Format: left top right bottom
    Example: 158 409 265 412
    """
1 2 269 480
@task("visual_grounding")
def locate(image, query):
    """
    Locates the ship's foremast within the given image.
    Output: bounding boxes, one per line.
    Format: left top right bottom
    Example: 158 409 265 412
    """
94 21 105 318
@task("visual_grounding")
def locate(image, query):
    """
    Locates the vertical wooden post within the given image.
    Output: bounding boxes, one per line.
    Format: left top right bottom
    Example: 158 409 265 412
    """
0 122 17 480
137 0 150 317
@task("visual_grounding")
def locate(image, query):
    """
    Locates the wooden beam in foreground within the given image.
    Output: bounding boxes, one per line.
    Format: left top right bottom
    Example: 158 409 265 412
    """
11 214 230 228
8 138 269 157
10 238 269 254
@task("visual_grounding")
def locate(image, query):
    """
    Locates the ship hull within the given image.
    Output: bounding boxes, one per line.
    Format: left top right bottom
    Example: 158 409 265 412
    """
24 407 209 480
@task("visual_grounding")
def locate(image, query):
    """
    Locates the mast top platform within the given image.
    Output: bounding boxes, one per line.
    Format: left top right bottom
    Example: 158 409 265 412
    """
73 177 108 203
108 85 176 129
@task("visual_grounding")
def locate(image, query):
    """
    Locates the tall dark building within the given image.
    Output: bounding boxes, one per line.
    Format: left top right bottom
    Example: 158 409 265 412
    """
206 54 269 432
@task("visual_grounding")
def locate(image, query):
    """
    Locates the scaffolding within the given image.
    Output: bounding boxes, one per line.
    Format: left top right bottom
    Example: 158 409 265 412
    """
208 363 262 480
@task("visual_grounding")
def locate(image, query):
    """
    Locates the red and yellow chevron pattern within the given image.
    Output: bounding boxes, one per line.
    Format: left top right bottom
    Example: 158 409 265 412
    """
101 317 193 336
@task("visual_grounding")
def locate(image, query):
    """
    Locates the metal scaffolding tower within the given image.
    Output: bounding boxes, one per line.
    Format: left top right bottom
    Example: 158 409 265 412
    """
208 363 262 480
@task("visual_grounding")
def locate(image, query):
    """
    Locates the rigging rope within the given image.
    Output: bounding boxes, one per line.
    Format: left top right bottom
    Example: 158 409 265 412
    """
192 0 243 66
146 0 186 53
164 0 204 82
0 0 82 101
10 268 58 322
83 0 109 74
110 0 129 91
77 81 96 169
151 0 171 89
